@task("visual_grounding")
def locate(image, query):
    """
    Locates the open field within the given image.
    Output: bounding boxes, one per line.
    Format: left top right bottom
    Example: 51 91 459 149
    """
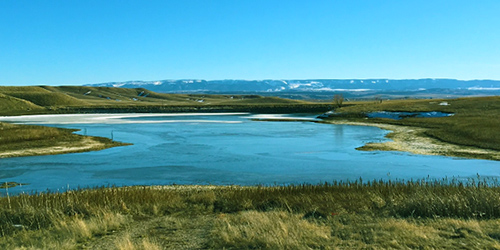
1 182 500 249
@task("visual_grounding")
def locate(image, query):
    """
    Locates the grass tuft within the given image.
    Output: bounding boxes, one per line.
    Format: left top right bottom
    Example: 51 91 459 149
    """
210 211 330 249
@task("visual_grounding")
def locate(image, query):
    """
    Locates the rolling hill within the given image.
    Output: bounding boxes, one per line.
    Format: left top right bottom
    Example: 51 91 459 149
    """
0 86 329 116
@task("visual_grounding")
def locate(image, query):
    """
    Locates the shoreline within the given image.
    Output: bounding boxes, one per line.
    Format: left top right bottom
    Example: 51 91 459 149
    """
321 120 500 161
0 137 128 159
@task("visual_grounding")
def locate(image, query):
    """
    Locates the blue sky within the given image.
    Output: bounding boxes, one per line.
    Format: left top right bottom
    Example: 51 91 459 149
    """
1 0 500 86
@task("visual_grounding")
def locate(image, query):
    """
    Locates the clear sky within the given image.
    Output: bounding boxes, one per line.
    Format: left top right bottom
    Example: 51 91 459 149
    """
1 0 500 86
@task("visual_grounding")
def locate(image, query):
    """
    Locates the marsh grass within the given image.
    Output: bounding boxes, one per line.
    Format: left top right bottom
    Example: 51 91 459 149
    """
1 180 500 248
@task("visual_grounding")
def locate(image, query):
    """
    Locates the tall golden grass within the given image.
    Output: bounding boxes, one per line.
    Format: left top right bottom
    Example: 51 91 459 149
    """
2 181 500 249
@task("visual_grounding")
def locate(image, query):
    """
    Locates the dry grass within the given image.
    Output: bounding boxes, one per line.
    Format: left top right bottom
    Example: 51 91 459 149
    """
325 216 500 249
114 234 161 250
210 211 330 249
2 182 500 249
0 211 130 249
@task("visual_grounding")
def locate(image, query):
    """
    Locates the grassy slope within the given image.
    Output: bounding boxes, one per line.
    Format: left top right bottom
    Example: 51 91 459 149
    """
0 92 45 115
1 182 500 249
0 86 324 116
329 96 500 152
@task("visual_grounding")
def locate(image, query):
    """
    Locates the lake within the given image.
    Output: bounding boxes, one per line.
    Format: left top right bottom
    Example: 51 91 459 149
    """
1 113 499 195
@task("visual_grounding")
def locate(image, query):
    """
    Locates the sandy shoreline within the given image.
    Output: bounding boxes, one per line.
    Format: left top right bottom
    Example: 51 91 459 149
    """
323 120 500 161
0 137 115 159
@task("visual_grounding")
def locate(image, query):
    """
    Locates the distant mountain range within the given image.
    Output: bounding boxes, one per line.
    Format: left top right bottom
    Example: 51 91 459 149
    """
87 79 500 100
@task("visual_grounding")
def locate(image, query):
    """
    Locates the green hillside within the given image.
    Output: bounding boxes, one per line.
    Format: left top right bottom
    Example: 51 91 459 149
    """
0 92 45 114
5 92 90 107
0 86 320 116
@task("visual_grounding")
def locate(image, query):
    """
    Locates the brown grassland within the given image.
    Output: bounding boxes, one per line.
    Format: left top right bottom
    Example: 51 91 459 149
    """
1 86 500 249
1 182 500 249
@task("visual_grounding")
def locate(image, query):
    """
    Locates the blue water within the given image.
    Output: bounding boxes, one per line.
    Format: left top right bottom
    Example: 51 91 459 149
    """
0 113 498 195
367 111 453 120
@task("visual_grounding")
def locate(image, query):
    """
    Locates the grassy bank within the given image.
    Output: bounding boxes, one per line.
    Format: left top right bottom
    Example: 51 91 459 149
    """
0 122 128 158
324 96 500 160
1 182 500 249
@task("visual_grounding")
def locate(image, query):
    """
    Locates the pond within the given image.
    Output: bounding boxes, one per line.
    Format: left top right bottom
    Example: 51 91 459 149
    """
0 113 498 195
366 111 453 120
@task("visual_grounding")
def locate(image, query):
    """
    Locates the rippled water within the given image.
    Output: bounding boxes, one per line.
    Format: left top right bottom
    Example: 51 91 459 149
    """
0 113 498 195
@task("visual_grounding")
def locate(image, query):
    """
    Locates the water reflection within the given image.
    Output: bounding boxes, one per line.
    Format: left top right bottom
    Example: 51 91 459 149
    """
333 125 345 144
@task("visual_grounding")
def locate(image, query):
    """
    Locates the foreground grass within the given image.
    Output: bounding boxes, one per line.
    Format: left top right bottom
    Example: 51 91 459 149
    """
2 181 500 249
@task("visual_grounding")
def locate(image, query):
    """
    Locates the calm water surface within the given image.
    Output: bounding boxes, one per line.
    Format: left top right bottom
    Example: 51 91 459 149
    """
1 113 499 195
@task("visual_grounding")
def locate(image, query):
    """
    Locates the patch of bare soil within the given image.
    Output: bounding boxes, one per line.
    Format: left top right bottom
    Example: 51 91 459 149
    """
325 120 500 161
